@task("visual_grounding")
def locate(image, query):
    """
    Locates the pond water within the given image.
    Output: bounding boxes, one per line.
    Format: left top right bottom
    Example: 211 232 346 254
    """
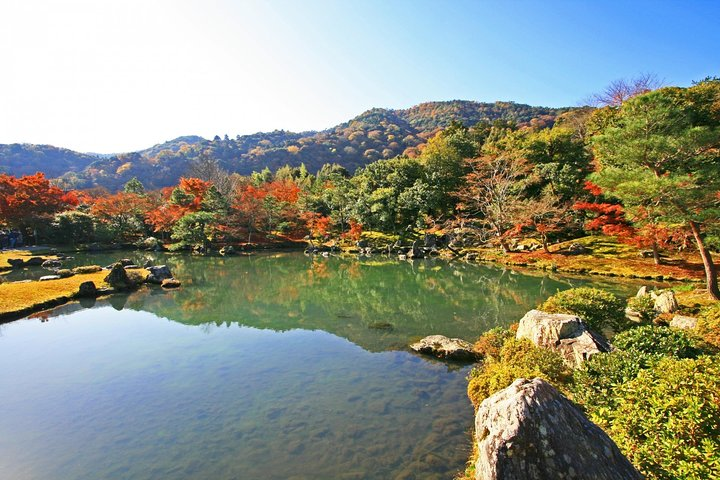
0 252 639 480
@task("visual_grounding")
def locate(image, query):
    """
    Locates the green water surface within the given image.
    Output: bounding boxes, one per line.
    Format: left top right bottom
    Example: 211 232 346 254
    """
0 252 638 479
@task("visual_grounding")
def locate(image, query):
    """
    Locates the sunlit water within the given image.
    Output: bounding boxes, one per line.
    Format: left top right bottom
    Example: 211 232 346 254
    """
0 252 639 479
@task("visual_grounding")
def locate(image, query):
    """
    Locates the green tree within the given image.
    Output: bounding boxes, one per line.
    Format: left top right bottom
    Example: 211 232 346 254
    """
171 211 218 250
123 177 145 195
51 210 95 245
592 84 720 299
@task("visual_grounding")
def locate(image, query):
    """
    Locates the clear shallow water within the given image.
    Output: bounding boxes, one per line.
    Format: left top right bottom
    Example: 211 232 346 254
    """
0 252 639 479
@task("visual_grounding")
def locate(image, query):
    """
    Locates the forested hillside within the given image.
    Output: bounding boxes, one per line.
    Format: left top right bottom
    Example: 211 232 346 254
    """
0 100 568 191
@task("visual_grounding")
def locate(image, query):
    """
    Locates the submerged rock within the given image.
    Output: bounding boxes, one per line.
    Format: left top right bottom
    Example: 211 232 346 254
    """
516 310 611 367
410 335 478 361
474 378 642 480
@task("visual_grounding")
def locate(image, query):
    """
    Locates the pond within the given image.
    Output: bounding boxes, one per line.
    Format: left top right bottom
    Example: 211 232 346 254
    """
0 252 639 480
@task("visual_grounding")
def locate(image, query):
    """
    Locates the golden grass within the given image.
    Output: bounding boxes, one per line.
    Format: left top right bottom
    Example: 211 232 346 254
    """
466 236 706 283
0 268 149 318
0 249 56 269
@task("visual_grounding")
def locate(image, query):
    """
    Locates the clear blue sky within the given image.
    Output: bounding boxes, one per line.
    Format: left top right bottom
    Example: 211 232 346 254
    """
1 0 718 152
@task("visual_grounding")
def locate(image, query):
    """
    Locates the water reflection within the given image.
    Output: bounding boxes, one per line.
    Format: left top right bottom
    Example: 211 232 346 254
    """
61 252 637 352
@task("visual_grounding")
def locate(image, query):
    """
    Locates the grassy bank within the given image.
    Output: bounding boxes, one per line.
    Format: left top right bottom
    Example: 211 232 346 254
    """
463 236 706 282
0 268 149 321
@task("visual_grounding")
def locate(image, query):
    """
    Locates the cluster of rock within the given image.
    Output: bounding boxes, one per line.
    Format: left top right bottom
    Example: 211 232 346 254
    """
410 296 692 478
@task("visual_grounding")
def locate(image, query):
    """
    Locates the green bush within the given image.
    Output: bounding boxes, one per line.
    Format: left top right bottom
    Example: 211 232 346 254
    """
51 211 95 245
467 338 570 408
572 350 658 412
592 356 720 480
612 325 701 359
472 327 513 359
539 287 626 332
72 265 102 274
626 294 657 322
696 303 720 349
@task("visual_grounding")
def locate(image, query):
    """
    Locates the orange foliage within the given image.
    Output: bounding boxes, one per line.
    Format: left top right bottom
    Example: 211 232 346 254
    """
0 172 78 229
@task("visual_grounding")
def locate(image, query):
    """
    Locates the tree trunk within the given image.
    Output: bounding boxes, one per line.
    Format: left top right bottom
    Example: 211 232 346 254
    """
542 235 550 254
689 220 720 300
651 241 661 265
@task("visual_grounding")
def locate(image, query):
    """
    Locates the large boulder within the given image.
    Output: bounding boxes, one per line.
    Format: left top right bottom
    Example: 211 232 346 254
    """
670 314 697 330
474 378 642 480
24 257 45 266
410 335 479 361
104 263 134 290
145 265 173 284
77 281 97 297
516 310 611 367
651 290 679 314
7 258 25 268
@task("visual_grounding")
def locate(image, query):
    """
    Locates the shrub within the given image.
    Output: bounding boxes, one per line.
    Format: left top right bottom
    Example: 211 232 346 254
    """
626 294 657 322
594 357 720 480
467 338 570 408
572 350 659 412
472 327 513 359
696 303 720 349
612 325 701 359
72 265 102 274
539 287 626 332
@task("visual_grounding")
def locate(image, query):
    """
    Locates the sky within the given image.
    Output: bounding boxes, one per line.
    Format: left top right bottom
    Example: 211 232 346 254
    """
1 0 719 153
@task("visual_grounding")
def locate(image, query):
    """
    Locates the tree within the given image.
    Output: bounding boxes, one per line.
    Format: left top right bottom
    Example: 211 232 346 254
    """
171 211 218 250
123 177 145 195
90 192 152 241
456 154 531 252
592 84 720 299
0 172 78 241
51 210 95 245
588 73 662 107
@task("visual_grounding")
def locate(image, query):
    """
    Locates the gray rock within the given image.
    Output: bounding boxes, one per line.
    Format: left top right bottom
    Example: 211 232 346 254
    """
42 259 62 269
118 259 134 267
474 378 642 480
104 263 134 290
651 290 678 314
145 265 173 284
516 310 611 367
410 335 479 361
77 281 97 297
161 278 181 289
566 243 589 255
39 275 61 281
670 314 698 330
56 269 74 278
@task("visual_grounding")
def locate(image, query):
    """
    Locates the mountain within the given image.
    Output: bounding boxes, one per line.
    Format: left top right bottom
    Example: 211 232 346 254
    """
0 100 569 191
0 144 100 178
